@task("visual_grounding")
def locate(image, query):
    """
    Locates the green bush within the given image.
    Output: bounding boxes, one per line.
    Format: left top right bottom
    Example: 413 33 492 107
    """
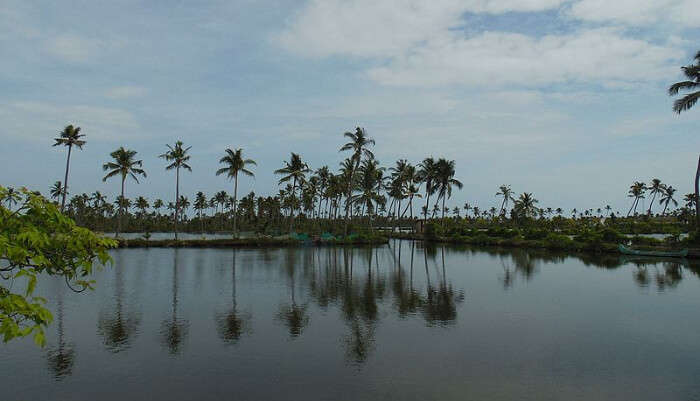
600 228 625 243
543 233 574 249
523 228 548 240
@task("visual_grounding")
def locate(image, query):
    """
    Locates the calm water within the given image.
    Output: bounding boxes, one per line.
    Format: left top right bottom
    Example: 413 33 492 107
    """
3 241 700 401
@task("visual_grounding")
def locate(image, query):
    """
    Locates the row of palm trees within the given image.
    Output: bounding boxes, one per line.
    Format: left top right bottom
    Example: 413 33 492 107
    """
52 125 466 236
626 179 685 217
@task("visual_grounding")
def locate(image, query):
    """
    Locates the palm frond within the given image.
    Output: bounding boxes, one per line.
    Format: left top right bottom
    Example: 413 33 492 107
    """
668 80 699 95
673 91 700 113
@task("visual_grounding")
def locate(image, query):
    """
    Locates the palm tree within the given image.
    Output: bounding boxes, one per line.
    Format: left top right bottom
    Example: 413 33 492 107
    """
53 125 85 211
274 153 310 231
194 191 207 234
495 185 514 216
153 199 164 215
350 159 385 230
513 192 539 219
339 127 375 235
669 50 700 225
418 157 437 222
216 148 256 237
135 196 149 216
433 158 462 219
102 147 146 237
627 181 646 216
659 185 678 215
646 178 664 215
159 141 192 240
50 181 63 202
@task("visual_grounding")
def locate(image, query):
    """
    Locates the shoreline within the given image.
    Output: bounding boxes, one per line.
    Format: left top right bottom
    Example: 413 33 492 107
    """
384 232 700 259
115 236 390 248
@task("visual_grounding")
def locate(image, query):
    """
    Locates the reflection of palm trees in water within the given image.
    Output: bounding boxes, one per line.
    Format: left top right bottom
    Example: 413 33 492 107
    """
342 247 377 365
97 252 140 352
216 250 251 344
46 286 75 380
628 259 685 291
276 249 310 337
421 246 464 326
160 249 189 354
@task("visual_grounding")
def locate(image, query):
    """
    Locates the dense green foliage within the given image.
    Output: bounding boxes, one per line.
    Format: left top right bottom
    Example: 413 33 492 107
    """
0 187 116 345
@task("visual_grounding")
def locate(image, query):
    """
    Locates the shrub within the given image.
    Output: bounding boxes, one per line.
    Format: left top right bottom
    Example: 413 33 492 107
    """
523 228 548 240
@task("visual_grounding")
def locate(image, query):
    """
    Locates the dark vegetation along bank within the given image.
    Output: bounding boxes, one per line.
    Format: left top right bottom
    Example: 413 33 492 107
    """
387 219 700 258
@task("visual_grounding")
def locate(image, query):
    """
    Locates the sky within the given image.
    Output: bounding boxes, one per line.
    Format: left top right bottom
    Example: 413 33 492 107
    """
1 0 699 215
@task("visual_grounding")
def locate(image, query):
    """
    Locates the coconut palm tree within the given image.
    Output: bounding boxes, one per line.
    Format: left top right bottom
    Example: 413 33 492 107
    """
433 158 462 219
53 125 86 211
646 178 664 215
102 147 146 237
669 50 700 225
659 185 678 215
496 185 514 216
627 181 646 217
339 127 375 235
194 191 207 234
350 159 385 230
274 153 310 231
50 181 63 202
159 141 192 240
153 199 164 215
418 157 437 222
513 192 539 219
216 148 256 237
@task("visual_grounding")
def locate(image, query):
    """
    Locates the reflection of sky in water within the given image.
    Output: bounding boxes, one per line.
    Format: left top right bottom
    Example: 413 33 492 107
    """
3 241 700 401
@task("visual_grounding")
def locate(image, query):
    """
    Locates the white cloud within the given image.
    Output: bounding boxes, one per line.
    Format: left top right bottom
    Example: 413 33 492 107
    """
569 0 700 27
46 34 106 63
275 0 565 58
105 85 149 99
276 1 685 88
368 28 682 87
0 101 140 142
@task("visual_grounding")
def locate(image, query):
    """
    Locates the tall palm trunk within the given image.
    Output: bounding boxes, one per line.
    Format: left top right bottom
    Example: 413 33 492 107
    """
61 144 72 211
441 195 446 220
117 176 125 238
627 198 636 217
174 167 180 240
647 192 658 216
233 172 239 238
695 155 700 228
423 186 431 223
289 177 297 232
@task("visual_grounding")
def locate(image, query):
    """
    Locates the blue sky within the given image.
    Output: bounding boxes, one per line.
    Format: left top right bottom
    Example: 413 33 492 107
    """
1 0 699 214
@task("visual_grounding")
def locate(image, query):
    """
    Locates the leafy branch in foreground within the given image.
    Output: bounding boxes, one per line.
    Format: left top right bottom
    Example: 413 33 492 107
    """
0 186 116 346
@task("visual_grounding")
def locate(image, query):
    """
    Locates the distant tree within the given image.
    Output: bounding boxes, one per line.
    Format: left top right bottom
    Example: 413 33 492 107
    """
660 185 678 215
159 141 192 240
339 127 375 235
646 178 664 215
274 153 310 231
102 147 146 237
52 125 85 210
433 158 462 219
496 185 514 216
216 148 256 237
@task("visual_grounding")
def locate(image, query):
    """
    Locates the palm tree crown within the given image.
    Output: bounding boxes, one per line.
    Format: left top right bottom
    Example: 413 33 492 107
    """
53 124 86 210
669 51 700 113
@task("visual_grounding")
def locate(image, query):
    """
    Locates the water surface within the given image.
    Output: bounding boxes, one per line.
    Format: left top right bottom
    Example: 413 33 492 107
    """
2 241 700 401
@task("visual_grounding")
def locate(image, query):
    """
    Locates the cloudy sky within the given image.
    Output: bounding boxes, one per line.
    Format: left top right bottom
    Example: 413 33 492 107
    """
1 0 699 214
